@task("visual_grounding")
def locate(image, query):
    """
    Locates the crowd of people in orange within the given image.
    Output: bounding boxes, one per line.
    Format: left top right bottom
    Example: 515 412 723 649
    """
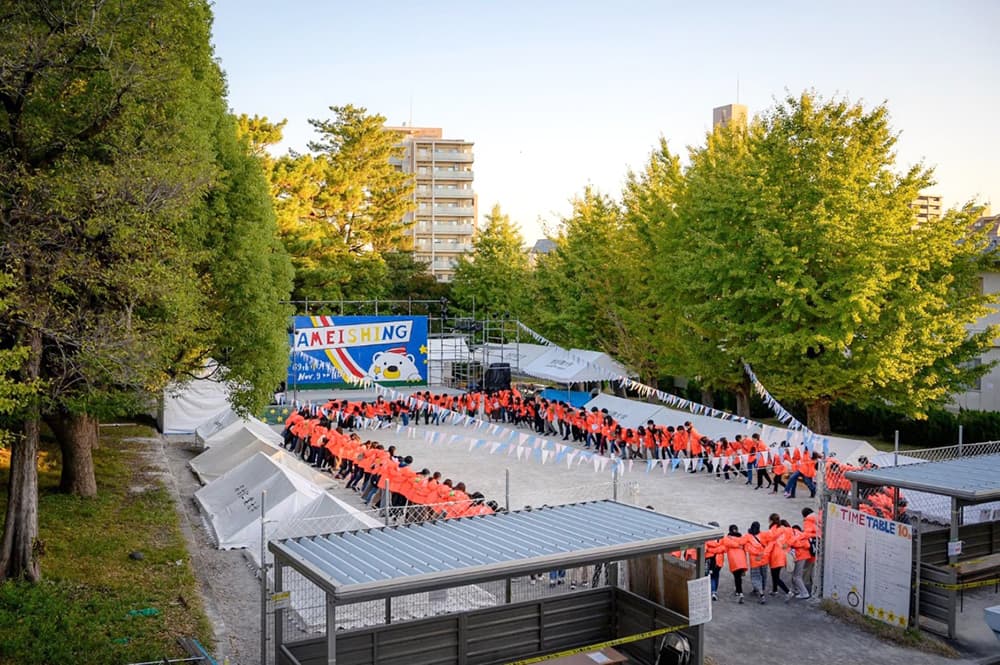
673 507 822 604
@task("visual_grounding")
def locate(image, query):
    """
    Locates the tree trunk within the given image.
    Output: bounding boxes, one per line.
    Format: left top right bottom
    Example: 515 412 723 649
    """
700 389 715 409
806 398 832 435
0 329 42 583
47 411 99 498
735 374 752 418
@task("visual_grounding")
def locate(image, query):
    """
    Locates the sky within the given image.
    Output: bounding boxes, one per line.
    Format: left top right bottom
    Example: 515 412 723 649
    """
211 0 999 243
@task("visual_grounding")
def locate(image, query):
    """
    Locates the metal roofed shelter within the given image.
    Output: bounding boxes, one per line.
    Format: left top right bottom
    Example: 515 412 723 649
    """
269 500 722 665
845 454 1000 639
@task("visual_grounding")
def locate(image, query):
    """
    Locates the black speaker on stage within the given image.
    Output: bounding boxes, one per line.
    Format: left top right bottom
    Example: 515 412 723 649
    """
484 363 511 392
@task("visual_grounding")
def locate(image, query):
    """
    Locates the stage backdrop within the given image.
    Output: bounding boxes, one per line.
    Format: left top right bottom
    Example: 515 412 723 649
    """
288 315 429 389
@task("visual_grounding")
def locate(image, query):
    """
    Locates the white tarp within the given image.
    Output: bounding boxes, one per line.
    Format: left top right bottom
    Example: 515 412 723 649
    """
159 368 231 435
428 336 471 362
188 436 280 485
195 453 322 549
194 409 241 446
583 393 667 429
582 393 878 464
521 347 630 384
201 419 283 450
473 343 550 373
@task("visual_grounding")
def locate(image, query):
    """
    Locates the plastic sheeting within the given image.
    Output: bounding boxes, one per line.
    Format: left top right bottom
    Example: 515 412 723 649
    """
194 453 322 549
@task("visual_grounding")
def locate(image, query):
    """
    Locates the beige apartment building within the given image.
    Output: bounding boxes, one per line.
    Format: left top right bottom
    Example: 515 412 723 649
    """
910 193 943 224
387 125 477 282
712 103 748 129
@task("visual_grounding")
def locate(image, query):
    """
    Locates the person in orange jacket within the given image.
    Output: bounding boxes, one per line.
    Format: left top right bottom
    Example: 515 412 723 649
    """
789 523 813 599
761 514 794 600
745 521 772 603
704 521 725 601
721 524 749 604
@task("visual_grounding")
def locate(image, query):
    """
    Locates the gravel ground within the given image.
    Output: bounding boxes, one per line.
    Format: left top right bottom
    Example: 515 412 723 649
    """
154 409 995 665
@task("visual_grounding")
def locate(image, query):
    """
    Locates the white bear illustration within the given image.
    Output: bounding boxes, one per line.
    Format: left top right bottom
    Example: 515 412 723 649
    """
367 347 422 382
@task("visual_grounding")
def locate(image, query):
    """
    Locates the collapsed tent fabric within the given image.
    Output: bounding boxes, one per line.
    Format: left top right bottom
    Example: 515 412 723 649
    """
201 419 282 450
194 409 241 446
188 436 280 485
195 453 322 549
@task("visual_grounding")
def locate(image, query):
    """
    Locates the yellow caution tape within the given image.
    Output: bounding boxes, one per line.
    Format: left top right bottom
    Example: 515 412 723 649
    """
505 624 689 665
920 577 1000 591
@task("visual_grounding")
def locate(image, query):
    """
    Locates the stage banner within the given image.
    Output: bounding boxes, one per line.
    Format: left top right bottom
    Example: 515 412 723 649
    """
288 315 429 388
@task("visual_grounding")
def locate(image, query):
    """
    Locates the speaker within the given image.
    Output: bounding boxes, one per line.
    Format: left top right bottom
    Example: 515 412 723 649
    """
484 363 511 392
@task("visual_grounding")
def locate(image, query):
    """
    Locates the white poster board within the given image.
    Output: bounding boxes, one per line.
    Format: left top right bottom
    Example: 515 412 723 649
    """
822 503 913 628
687 575 712 626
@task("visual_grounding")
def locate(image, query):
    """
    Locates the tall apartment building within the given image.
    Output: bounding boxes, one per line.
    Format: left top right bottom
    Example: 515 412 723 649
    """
910 193 943 224
386 125 477 282
712 103 748 129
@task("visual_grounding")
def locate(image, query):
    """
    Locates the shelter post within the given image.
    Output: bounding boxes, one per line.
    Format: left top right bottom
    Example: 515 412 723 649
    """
894 430 899 467
911 515 921 628
851 480 859 509
273 558 283 665
695 545 706 662
383 479 390 527
326 592 337 665
259 491 268 665
505 469 510 511
612 463 619 501
949 497 960 638
958 425 964 456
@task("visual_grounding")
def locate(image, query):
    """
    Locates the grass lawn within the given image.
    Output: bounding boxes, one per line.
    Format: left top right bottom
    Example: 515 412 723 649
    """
0 425 213 665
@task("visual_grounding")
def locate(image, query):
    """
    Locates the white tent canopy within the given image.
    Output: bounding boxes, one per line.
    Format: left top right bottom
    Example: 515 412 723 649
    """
188 436 281 485
473 342 550 373
160 376 231 435
582 393 878 464
521 347 631 384
201 419 283 451
194 409 241 446
428 336 471 362
195 453 322 549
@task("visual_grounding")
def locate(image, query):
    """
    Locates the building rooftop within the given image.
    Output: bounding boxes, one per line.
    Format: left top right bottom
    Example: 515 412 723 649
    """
269 500 721 603
844 453 1000 503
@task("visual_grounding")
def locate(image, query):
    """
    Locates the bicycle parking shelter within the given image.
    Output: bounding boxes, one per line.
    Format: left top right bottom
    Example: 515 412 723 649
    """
268 500 721 665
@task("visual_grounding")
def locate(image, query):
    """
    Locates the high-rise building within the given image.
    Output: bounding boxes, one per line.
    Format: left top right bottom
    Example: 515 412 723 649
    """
910 194 943 224
712 103 748 129
387 126 477 282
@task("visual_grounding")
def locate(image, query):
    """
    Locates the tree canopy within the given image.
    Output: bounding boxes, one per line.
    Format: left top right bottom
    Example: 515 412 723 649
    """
451 204 530 317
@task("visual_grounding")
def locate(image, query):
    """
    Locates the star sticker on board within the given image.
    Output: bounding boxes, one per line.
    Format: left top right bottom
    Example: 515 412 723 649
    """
867 604 876 615
888 612 896 623
419 344 428 355
898 616 906 627
877 608 885 619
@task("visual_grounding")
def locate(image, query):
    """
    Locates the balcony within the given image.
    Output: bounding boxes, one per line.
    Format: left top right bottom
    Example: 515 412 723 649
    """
415 187 474 199
415 168 474 181
418 205 475 217
415 222 475 236
416 150 474 163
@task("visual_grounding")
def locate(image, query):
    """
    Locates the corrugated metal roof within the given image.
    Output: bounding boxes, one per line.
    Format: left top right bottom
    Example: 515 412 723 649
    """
844 453 1000 502
269 500 721 603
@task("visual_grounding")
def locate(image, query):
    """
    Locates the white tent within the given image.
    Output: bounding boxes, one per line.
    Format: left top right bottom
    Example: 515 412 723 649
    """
582 393 878 464
583 393 667 430
473 342 550 373
521 347 629 384
159 373 232 435
194 408 241 446
188 436 281 485
195 453 322 549
201 419 282 450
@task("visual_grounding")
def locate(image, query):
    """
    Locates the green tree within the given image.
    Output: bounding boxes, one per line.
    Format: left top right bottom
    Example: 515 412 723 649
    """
0 0 290 581
236 113 287 160
669 92 996 432
527 188 623 349
451 204 530 317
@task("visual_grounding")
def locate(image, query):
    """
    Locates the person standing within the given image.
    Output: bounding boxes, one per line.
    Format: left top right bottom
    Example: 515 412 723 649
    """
745 522 771 604
721 524 748 604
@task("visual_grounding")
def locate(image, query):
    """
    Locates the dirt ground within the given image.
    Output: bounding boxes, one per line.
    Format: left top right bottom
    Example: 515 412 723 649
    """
155 410 998 665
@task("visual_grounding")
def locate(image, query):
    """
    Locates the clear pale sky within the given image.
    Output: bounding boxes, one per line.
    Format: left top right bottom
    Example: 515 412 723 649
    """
211 0 999 243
